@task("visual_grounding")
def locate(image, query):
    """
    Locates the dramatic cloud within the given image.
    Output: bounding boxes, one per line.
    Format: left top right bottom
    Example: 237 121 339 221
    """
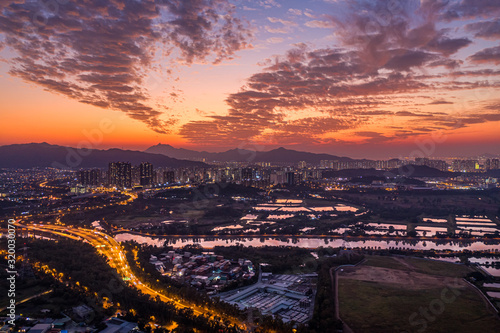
384 50 437 71
442 0 500 21
465 20 500 40
469 46 500 64
429 100 453 105
0 0 251 133
330 0 472 72
425 37 471 56
2 0 498 149
179 45 429 144
179 0 500 146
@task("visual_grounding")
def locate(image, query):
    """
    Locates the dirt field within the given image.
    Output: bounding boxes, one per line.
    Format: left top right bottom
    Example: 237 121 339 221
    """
337 256 500 333
339 265 466 290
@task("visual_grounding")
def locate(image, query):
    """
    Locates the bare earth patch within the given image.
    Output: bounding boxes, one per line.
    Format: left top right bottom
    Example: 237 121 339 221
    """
339 265 465 290
337 256 500 333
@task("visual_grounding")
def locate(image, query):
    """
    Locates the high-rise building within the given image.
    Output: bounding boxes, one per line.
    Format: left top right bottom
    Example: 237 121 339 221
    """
241 168 254 180
108 162 132 188
241 168 254 186
387 159 402 169
163 170 175 184
319 160 332 169
140 162 154 186
77 169 101 186
414 158 448 171
486 159 500 170
286 172 302 185
429 160 448 172
131 166 140 186
451 159 479 172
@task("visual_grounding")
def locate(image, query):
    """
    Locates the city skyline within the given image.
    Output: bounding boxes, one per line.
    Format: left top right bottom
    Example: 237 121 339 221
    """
1 0 500 158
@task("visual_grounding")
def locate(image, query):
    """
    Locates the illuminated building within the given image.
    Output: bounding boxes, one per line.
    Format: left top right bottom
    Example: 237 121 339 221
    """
77 169 101 186
163 170 175 184
139 162 154 186
108 162 132 188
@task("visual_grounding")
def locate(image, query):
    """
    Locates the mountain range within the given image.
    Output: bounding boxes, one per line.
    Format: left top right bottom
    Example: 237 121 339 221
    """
0 142 357 169
145 143 353 163
0 143 207 169
3 143 496 175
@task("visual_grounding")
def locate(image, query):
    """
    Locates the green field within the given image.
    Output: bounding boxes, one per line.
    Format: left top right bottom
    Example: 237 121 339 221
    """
364 255 473 277
338 256 500 333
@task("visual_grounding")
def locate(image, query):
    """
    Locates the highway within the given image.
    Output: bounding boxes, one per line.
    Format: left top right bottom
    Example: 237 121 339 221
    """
16 223 210 317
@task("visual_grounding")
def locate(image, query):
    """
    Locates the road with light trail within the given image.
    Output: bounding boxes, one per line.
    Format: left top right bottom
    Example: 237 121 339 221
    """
16 223 229 320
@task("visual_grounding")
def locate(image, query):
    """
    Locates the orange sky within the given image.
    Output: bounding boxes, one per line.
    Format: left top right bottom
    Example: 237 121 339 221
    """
1 0 499 158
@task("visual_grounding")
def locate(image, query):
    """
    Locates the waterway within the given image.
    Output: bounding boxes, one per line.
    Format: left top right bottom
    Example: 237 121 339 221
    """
114 232 500 252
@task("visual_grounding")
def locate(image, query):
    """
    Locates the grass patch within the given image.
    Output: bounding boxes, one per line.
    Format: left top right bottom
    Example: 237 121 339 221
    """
338 256 498 332
364 255 410 271
405 257 473 277
339 278 500 333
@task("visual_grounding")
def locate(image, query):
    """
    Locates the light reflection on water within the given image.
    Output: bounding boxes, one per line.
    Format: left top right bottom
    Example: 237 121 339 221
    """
479 266 500 277
114 232 500 252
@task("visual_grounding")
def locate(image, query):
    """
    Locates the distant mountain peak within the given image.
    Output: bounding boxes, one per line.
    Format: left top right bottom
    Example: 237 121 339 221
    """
0 143 206 169
152 143 174 148
143 143 351 163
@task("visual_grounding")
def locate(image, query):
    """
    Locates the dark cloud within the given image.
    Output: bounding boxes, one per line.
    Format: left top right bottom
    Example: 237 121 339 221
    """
425 36 472 56
384 50 437 71
328 1 472 74
465 20 500 40
395 111 430 117
161 0 252 64
468 45 500 64
442 0 500 21
0 0 251 133
428 58 462 69
429 100 453 105
354 131 390 143
484 100 500 110
461 112 500 124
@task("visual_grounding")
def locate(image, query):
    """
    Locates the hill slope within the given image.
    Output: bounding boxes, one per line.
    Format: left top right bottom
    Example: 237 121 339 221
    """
145 144 352 163
0 143 207 169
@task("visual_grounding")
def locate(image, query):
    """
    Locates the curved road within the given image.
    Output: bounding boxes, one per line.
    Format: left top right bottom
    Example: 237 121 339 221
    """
17 222 245 329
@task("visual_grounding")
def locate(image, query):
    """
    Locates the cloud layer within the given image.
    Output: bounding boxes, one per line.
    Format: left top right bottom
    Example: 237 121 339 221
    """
0 0 251 133
180 0 500 146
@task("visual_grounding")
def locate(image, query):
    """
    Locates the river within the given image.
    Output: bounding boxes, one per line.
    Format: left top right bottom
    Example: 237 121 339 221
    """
114 232 500 252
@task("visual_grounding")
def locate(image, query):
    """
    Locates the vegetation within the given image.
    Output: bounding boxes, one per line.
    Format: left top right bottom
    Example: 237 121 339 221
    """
213 245 318 274
337 255 500 333
305 253 364 333
20 238 243 332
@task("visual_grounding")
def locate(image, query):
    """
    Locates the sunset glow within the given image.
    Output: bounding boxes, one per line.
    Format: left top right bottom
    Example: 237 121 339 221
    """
1 0 499 158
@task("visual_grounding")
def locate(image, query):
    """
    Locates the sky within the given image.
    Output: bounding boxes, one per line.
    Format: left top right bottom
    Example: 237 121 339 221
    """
0 0 499 159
